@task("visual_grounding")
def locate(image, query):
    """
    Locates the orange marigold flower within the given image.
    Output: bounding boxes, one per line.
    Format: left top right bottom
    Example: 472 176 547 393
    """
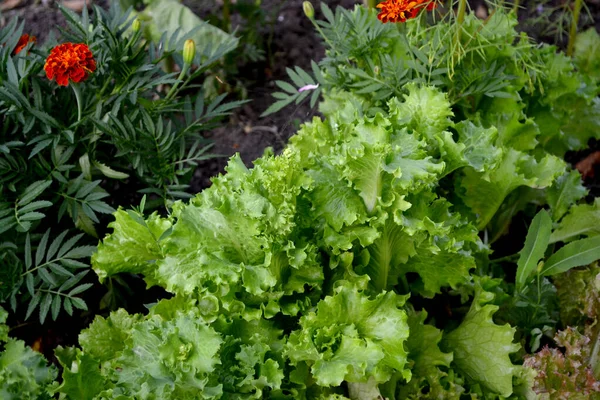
13 34 36 55
376 0 437 23
44 43 96 87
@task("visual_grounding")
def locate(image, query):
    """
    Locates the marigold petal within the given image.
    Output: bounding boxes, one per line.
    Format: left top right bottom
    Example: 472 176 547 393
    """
44 42 96 86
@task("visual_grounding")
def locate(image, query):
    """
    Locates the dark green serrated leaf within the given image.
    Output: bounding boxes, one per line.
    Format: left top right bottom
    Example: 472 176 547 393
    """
36 229 50 267
39 292 52 324
18 180 52 206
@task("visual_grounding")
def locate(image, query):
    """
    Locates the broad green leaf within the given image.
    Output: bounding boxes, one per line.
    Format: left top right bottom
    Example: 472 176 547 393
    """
442 281 520 397
437 121 502 175
541 236 600 276
574 28 600 82
515 209 552 291
398 310 454 398
141 0 238 61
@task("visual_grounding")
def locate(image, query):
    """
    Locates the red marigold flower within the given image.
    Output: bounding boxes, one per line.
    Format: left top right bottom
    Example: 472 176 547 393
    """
44 43 96 87
13 34 36 55
376 0 437 23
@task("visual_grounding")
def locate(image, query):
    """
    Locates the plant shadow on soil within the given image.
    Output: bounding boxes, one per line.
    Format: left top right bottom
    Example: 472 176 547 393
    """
1 0 599 364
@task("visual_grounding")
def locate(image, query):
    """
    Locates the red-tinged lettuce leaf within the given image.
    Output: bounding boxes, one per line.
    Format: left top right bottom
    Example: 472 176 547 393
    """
441 280 521 397
524 327 600 399
286 284 410 387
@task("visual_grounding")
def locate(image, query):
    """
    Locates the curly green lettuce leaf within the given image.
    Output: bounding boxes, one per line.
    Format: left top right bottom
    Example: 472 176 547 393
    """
477 96 539 151
546 170 588 222
105 310 222 399
78 308 143 362
394 309 454 398
524 327 600 399
92 209 172 283
0 339 57 400
0 306 56 400
539 98 600 156
574 28 600 84
442 280 520 397
459 148 565 229
388 83 454 140
436 121 502 175
53 347 105 400
207 317 286 398
287 284 410 387
94 151 323 321
550 198 600 243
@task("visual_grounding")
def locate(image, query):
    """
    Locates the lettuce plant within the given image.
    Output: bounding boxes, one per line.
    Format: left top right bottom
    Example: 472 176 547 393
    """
49 77 568 398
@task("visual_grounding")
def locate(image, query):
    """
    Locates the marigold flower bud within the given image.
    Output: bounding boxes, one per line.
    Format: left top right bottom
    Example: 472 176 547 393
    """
132 19 141 33
183 39 196 65
303 1 315 19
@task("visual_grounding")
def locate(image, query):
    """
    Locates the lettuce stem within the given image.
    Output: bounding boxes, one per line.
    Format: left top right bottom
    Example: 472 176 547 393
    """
566 0 583 56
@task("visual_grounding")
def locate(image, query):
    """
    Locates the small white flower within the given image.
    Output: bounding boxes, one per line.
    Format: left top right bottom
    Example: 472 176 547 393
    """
298 84 319 92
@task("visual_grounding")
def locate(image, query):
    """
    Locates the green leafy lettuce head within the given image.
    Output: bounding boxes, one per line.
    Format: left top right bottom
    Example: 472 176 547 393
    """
286 283 411 387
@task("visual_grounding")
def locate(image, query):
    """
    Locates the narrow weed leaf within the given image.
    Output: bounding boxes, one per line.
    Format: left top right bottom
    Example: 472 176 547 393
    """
516 210 552 291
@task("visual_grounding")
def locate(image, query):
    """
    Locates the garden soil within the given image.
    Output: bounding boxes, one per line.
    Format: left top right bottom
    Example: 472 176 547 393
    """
1 0 599 362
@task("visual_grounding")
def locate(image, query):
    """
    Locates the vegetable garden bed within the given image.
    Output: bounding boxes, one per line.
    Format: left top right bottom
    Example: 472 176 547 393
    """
1 0 600 399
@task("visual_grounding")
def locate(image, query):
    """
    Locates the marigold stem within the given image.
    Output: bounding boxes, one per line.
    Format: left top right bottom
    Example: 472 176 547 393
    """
566 0 583 56
456 0 467 25
165 64 190 100
71 83 83 122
